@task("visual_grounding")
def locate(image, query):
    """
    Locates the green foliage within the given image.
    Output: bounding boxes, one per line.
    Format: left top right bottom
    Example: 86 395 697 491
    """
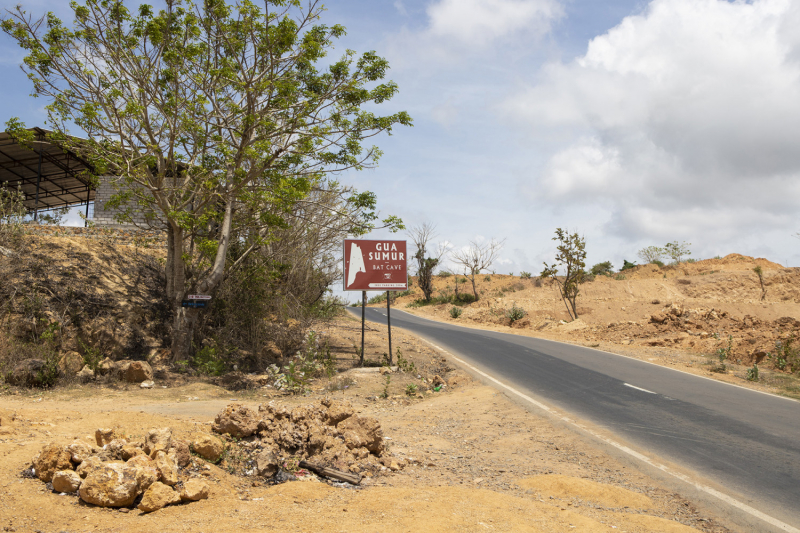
2 0 411 359
192 345 226 376
438 271 452 277
78 339 102 372
36 350 61 388
0 184 27 247
620 260 637 271
652 260 665 267
637 246 664 265
405 383 418 396
664 241 692 263
753 266 767 301
380 374 391 399
484 275 492 282
768 335 799 373
709 333 733 372
449 306 463 319
615 274 627 280
396 349 416 374
520 271 532 279
590 262 613 276
505 304 526 322
746 363 759 382
541 228 586 321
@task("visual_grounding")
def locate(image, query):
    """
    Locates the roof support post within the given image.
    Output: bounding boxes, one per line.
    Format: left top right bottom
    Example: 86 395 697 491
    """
33 139 42 222
85 186 90 227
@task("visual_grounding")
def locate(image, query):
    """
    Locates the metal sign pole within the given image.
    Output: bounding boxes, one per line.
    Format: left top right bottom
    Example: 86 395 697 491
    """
387 290 393 365
360 290 366 366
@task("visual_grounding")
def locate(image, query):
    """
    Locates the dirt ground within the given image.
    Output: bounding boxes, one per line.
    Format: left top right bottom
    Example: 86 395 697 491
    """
1 316 734 533
387 254 800 400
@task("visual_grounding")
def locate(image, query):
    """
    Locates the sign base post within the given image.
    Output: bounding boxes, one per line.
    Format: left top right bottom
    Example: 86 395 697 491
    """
360 291 366 366
387 291 393 365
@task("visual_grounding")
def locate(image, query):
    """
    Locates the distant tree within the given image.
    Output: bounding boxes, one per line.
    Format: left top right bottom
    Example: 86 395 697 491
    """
753 266 767 301
590 261 613 276
408 222 446 302
620 260 637 271
450 238 505 301
540 229 586 321
664 241 692 264
637 246 665 264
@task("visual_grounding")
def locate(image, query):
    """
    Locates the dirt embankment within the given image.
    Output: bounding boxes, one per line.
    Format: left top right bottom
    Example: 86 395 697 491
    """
390 254 800 397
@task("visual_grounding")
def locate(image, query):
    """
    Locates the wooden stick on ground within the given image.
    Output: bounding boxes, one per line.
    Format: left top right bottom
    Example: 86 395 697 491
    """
298 460 362 485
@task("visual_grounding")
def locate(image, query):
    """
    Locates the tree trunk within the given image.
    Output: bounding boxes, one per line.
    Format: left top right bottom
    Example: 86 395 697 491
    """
470 273 478 301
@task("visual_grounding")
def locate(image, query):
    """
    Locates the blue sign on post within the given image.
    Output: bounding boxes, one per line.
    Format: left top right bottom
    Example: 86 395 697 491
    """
181 300 208 309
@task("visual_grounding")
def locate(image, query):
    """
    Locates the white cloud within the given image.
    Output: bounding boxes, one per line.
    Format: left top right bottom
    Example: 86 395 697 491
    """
504 0 800 244
426 0 563 48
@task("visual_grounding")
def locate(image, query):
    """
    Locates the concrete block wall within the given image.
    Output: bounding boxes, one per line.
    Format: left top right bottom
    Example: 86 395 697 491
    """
93 176 162 228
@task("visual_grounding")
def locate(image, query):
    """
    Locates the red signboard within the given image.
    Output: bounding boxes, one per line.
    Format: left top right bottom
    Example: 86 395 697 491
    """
343 239 408 291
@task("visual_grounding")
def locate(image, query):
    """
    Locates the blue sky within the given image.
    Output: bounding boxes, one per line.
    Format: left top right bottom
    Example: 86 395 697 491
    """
3 0 800 285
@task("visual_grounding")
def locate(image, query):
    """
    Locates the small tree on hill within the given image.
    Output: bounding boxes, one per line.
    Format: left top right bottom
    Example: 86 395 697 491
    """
541 228 586 321
590 261 613 276
637 246 664 264
450 238 505 302
408 222 446 302
664 241 691 264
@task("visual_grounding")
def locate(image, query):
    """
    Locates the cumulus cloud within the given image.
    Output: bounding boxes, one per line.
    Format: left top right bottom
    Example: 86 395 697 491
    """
505 0 800 243
426 0 563 48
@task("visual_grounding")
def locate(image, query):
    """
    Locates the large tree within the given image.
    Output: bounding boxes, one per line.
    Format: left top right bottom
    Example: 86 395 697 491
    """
2 0 410 358
450 238 504 302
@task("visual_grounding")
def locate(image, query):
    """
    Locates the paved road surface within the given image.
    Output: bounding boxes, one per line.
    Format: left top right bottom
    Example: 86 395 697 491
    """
350 307 800 532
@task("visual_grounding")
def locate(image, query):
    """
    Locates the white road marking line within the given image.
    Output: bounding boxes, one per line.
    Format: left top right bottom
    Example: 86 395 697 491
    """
422 339 800 533
624 383 656 394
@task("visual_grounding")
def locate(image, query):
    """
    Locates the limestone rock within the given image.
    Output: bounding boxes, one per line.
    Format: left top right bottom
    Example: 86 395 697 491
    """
255 449 278 478
126 457 158 492
34 443 73 482
76 365 95 382
212 404 259 438
143 427 172 456
137 481 180 513
337 416 384 454
76 456 104 479
121 444 145 461
7 359 54 387
192 435 224 463
95 428 116 446
153 450 178 486
116 360 153 383
79 463 140 507
170 439 191 467
180 478 210 501
52 470 81 493
325 400 355 425
96 357 117 376
59 351 84 375
68 441 92 464
140 380 155 389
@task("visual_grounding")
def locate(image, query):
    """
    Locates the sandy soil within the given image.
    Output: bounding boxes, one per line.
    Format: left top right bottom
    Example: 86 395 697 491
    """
0 316 733 533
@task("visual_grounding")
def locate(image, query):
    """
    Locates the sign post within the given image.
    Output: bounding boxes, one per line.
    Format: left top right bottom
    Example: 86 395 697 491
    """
343 240 408 366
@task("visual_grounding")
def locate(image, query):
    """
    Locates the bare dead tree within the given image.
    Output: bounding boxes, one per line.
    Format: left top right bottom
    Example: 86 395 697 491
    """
408 222 447 302
450 239 505 301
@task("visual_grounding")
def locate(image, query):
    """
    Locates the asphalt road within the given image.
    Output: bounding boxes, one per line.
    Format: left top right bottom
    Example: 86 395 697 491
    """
350 307 800 532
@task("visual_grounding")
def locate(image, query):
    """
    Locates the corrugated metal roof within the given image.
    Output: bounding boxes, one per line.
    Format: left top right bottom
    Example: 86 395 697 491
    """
0 127 95 211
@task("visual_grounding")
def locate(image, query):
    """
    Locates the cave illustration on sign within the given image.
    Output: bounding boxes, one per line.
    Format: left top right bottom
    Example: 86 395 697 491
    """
347 243 366 288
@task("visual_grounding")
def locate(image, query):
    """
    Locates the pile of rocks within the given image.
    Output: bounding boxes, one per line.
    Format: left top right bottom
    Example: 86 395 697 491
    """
30 426 210 513
211 398 405 475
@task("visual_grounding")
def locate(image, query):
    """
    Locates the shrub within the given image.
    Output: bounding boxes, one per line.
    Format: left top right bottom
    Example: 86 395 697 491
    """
520 271 532 279
192 345 226 376
614 274 626 280
439 271 452 277
652 260 665 268
484 275 492 282
405 383 418 396
505 303 526 322
637 246 664 264
620 260 637 271
746 364 759 382
449 306 463 319
533 277 543 287
590 261 613 276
